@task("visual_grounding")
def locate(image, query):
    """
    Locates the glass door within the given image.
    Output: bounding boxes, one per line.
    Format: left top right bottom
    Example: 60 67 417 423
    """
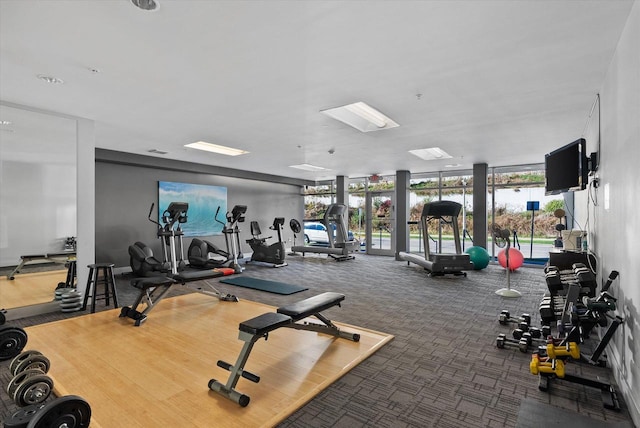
365 191 395 255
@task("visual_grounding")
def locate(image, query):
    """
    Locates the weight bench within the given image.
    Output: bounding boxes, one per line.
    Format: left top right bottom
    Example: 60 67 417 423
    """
119 268 238 326
208 292 360 406
7 252 76 280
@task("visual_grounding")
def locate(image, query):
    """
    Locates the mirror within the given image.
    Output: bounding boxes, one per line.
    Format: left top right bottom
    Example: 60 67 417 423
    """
0 104 77 319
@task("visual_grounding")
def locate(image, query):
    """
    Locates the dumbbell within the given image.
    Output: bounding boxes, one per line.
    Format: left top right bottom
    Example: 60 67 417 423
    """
9 350 50 376
0 324 28 361
2 395 91 428
498 310 531 330
6 350 53 407
513 326 543 340
496 333 532 353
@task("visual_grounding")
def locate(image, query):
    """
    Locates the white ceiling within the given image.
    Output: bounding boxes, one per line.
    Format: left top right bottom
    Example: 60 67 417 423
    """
0 0 634 182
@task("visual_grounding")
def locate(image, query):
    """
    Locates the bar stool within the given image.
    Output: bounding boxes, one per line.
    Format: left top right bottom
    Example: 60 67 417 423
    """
82 263 119 313
64 260 77 288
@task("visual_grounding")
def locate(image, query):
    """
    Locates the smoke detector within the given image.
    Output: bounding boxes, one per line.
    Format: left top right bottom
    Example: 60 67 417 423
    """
131 0 159 11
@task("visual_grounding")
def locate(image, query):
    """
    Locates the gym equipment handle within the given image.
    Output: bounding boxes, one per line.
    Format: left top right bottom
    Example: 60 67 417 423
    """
217 360 261 383
602 270 619 292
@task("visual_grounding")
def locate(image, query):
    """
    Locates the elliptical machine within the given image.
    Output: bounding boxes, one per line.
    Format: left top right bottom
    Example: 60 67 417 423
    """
246 217 287 267
188 207 236 270
128 203 174 276
188 205 246 273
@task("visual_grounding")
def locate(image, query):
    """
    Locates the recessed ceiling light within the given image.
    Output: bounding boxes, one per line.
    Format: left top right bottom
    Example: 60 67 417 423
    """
37 74 64 84
131 0 159 11
289 163 330 172
409 147 453 161
185 141 249 156
445 163 462 168
321 102 399 133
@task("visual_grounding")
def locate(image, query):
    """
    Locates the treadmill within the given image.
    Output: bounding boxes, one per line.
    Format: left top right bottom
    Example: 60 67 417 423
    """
399 200 473 277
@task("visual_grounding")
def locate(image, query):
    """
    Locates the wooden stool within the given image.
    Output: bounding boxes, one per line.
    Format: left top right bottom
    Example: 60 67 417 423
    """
63 260 77 288
82 263 119 313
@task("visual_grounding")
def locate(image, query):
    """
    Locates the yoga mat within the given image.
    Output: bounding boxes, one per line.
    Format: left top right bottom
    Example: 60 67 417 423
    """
220 276 308 295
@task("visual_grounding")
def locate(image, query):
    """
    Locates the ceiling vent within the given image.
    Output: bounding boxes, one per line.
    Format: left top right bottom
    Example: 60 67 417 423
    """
131 0 159 11
148 149 168 155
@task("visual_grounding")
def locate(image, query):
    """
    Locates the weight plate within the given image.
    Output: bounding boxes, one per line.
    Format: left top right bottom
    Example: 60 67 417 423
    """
60 302 82 309
7 369 45 397
14 374 53 406
13 354 50 376
27 395 92 428
9 350 43 376
2 403 46 428
0 326 28 361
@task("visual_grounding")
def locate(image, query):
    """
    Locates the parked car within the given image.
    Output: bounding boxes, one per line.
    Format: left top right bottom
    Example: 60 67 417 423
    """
303 222 355 244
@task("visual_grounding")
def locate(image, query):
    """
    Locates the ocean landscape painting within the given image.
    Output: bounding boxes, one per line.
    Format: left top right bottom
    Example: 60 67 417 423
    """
158 181 227 236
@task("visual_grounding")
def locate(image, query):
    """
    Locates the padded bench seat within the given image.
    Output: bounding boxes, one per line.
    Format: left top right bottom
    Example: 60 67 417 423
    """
277 292 345 321
240 312 292 336
130 276 176 290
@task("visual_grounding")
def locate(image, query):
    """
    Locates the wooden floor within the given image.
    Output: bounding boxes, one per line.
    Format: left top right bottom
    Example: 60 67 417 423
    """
24 292 393 428
0 270 66 309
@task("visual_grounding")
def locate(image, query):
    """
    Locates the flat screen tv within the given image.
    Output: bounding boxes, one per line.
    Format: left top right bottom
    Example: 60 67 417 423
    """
545 138 588 195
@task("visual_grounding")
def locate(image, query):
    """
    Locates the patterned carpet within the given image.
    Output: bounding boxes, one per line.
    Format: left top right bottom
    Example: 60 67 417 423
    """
1 253 634 427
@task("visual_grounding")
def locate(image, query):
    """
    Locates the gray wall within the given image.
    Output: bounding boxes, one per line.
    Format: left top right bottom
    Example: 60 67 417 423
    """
575 3 639 424
95 154 306 269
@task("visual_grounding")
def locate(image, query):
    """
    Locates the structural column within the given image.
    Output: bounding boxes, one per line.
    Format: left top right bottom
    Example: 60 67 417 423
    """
472 163 488 248
395 170 410 260
336 176 349 205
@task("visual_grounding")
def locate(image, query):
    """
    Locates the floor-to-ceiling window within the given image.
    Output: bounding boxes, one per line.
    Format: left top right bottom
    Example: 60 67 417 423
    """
407 171 474 254
489 165 562 261
303 181 334 220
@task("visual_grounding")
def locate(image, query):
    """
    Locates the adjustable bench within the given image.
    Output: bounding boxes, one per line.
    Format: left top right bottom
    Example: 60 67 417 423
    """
7 252 76 280
119 267 237 326
208 292 360 406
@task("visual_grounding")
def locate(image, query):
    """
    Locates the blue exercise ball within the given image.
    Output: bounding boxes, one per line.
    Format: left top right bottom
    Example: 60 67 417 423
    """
465 246 491 270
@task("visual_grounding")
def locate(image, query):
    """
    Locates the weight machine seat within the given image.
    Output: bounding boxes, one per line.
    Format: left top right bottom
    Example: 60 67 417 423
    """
239 312 292 336
277 292 345 321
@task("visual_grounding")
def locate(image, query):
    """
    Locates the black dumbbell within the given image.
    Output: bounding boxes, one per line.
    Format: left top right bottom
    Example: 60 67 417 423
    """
498 310 531 326
512 329 537 342
496 333 531 353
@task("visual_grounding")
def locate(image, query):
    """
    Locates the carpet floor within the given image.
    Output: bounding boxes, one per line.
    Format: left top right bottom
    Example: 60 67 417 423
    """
0 253 634 427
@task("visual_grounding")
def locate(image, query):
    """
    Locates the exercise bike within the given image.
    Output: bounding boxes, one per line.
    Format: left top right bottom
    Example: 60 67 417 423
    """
246 217 287 267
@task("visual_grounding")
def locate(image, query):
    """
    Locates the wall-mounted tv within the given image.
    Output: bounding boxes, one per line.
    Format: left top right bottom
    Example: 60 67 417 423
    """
158 181 227 236
545 138 588 195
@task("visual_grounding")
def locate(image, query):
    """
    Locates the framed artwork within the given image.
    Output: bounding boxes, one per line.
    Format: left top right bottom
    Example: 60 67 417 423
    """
158 181 227 236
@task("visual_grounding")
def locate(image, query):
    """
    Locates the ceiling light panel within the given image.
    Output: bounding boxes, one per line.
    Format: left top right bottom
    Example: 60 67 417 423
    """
321 102 399 133
184 141 248 156
289 163 330 171
409 147 453 161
